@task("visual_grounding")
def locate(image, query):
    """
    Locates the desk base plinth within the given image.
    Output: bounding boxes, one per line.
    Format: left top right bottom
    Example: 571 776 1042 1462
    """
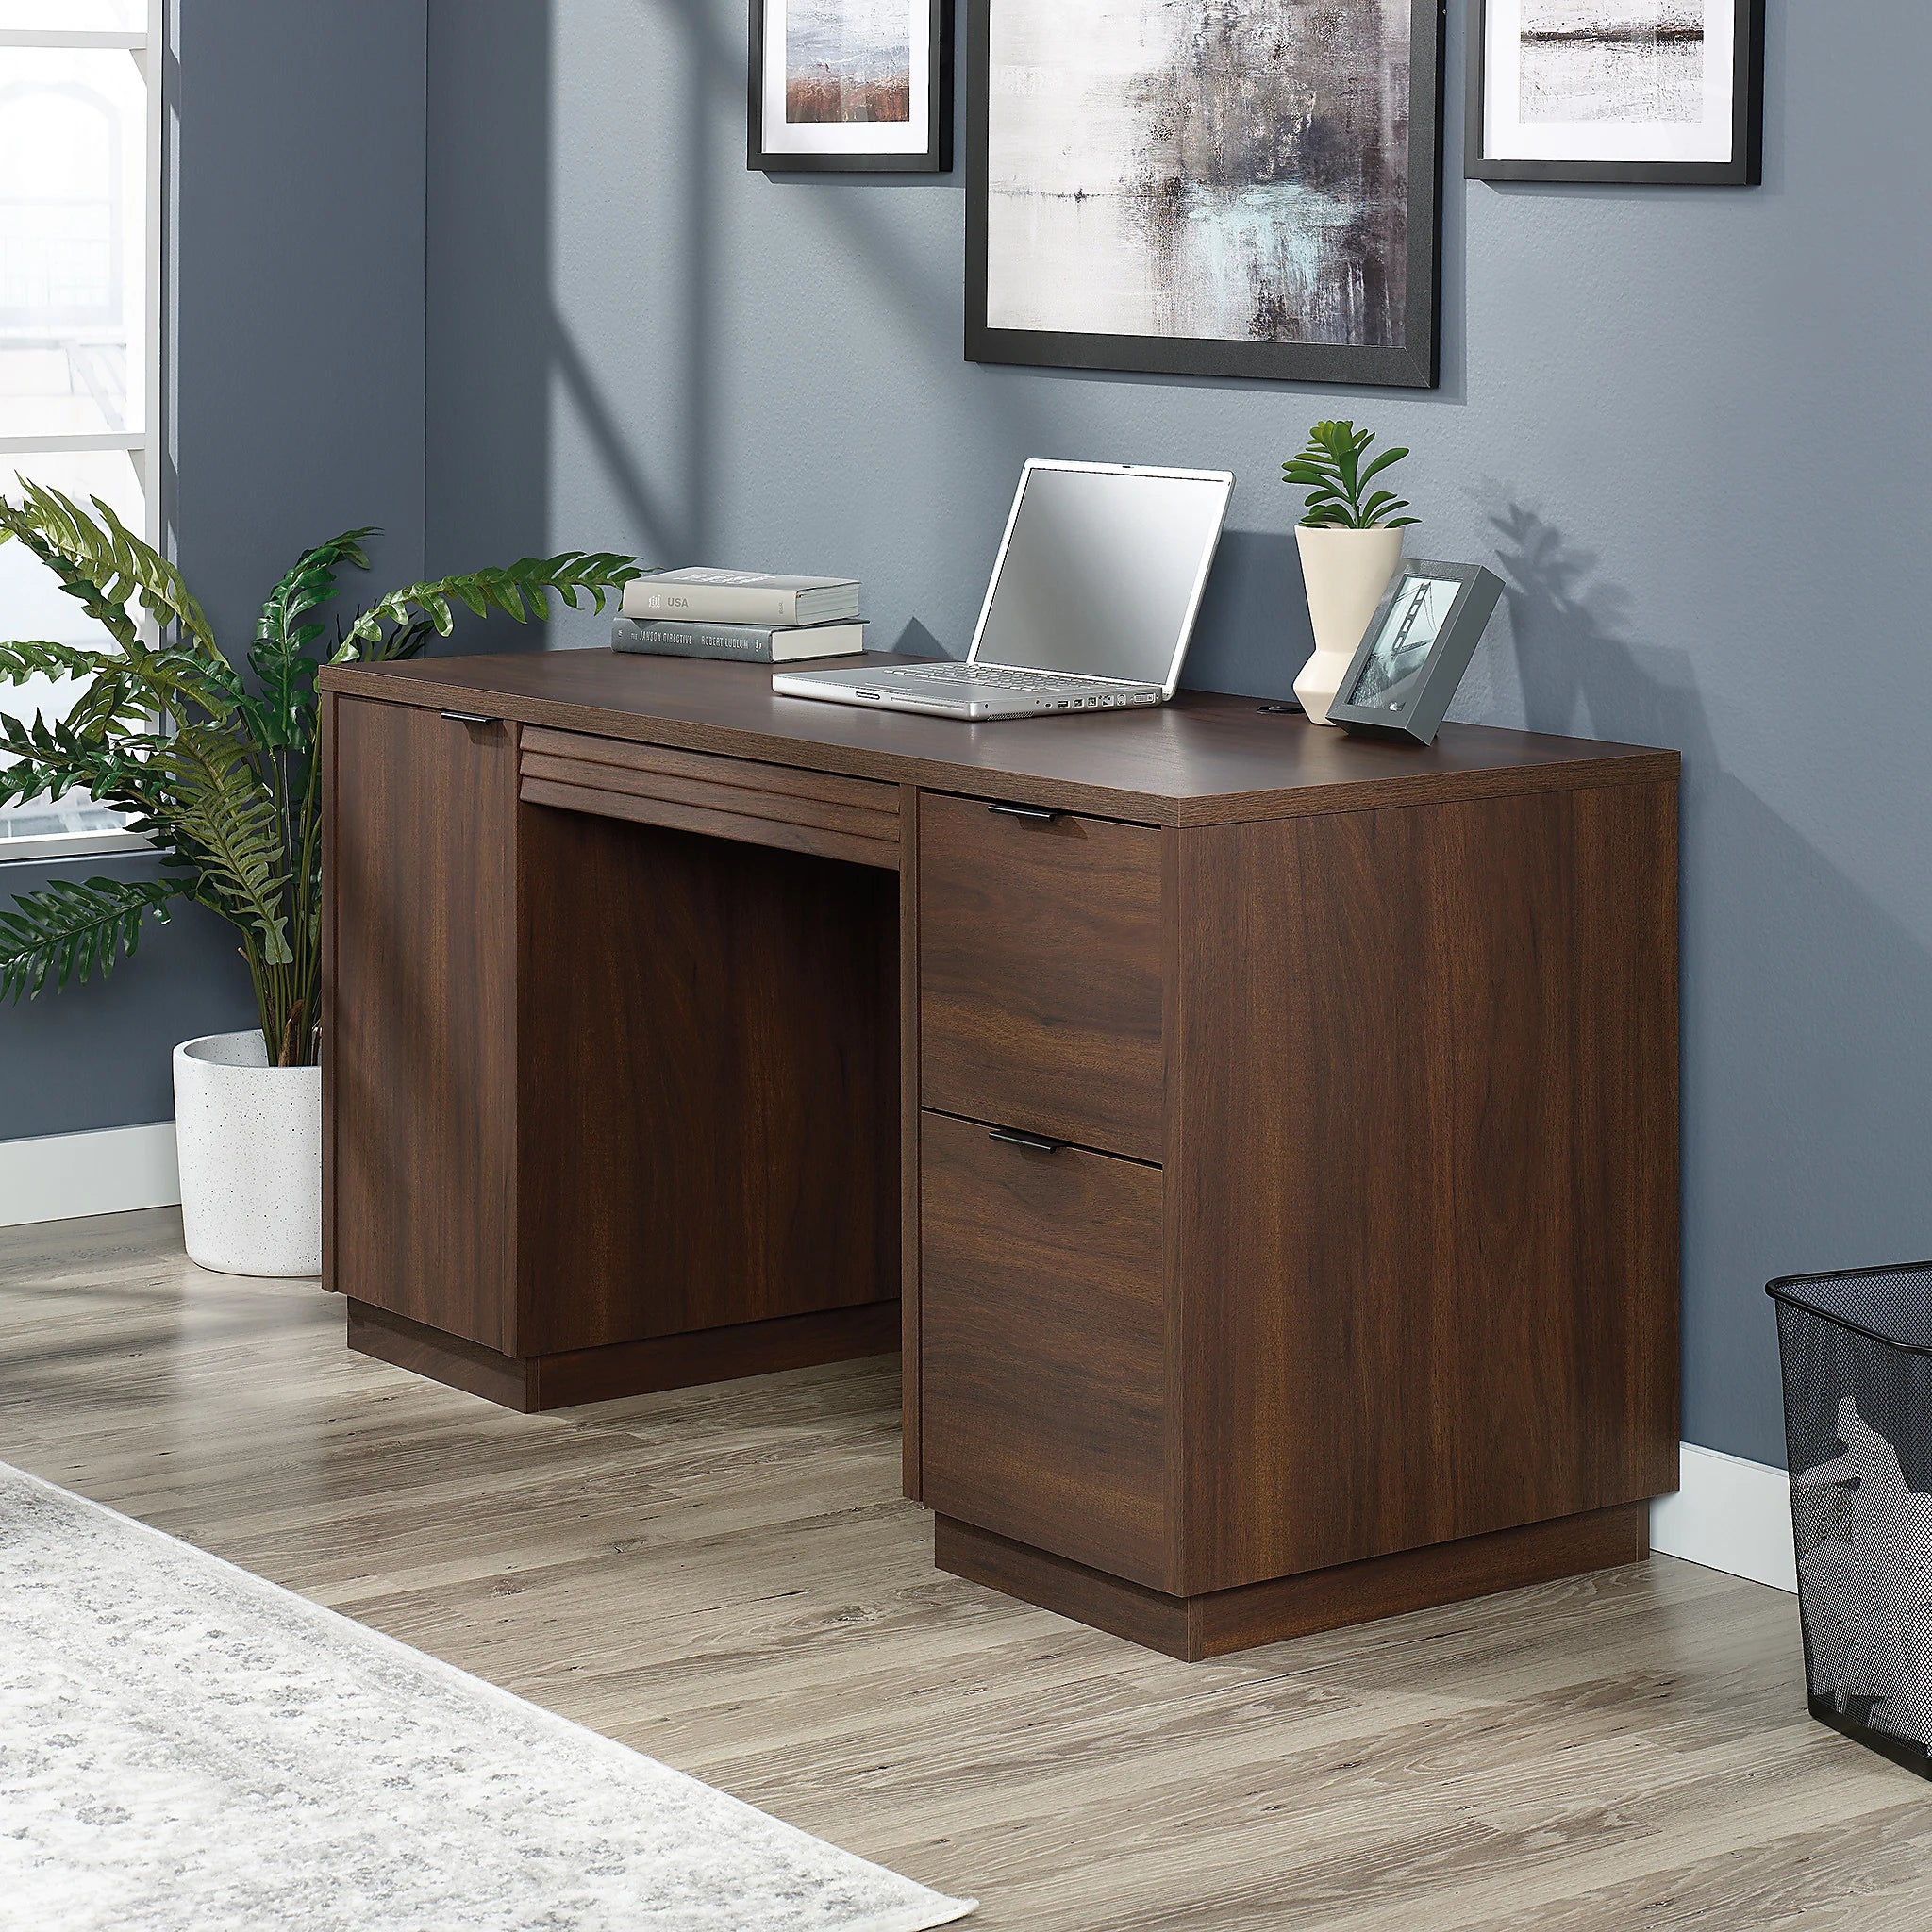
346 1300 899 1412
934 1504 1652 1661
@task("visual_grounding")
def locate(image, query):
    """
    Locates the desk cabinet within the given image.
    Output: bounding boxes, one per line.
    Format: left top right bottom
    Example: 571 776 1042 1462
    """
325 692 900 1410
914 778 1679 1657
322 651 1679 1657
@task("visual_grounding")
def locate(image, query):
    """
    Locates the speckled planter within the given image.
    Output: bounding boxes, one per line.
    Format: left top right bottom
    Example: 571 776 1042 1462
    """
172 1030 322 1277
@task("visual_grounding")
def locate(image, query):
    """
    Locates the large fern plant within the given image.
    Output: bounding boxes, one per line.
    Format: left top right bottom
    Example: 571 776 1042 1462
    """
0 482 640 1065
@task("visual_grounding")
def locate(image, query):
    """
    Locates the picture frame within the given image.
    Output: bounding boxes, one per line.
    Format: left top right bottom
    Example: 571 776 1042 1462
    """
1467 0 1764 187
749 0 952 175
965 0 1443 390
1326 561 1506 746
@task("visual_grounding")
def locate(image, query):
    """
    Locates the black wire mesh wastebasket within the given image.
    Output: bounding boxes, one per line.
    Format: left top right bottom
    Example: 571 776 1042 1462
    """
1769 1262 1932 1779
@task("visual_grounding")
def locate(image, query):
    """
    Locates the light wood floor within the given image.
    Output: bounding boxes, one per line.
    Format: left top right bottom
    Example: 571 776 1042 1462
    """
3 1210 1928 1928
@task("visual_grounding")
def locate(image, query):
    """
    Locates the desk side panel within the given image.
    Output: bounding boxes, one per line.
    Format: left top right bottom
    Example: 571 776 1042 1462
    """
1175 778 1681 1594
325 698 518 1350
901 785 924 1499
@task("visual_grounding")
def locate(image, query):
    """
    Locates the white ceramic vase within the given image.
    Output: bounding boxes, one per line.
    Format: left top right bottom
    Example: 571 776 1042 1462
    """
173 1029 322 1277
1292 525 1406 725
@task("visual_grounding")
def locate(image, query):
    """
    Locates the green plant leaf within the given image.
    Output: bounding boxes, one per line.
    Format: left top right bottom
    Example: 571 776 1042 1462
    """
142 726 295 966
334 550 644 662
0 874 181 1003
1357 491 1414 527
6 482 217 658
0 710 120 808
250 529 375 752
0 640 111 686
1357 446 1410 488
1284 420 1414 531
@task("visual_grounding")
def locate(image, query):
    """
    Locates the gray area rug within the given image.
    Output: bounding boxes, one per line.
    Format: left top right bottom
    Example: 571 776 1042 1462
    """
0 1463 974 1931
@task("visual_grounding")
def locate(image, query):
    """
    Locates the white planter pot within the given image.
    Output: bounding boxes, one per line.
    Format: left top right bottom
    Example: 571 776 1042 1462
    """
172 1030 322 1277
1293 525 1407 725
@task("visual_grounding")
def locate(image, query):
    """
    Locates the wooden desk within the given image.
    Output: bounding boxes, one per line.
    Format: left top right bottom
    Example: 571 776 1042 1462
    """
320 650 1681 1657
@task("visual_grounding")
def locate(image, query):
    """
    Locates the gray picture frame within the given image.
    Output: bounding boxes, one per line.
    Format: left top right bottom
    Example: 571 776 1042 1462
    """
1327 560 1505 746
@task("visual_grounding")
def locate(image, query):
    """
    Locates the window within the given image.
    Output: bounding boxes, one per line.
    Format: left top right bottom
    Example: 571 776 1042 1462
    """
0 0 162 859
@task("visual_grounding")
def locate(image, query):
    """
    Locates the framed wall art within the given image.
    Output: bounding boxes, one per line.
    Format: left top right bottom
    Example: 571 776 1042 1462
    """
750 0 952 175
965 0 1443 390
1468 0 1764 185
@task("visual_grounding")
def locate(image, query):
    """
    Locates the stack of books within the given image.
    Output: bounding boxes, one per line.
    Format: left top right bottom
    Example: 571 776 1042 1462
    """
613 568 865 664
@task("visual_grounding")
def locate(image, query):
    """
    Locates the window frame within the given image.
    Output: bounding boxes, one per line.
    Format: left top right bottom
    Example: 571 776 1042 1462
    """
0 0 164 864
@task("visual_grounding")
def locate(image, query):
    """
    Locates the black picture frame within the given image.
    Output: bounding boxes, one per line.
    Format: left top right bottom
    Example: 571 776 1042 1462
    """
1326 560 1505 746
965 0 1444 390
749 0 952 175
1467 0 1764 187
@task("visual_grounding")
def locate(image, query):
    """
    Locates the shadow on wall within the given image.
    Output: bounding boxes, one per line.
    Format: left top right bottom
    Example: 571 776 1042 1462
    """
435 0 987 654
436 0 1037 657
1183 530 1310 700
1489 503 1932 1468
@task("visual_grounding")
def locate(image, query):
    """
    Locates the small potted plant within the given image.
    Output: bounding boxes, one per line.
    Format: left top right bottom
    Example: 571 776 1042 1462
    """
0 484 639 1275
1282 421 1419 724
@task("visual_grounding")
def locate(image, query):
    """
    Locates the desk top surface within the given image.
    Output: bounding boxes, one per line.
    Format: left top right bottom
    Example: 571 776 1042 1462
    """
322 649 1678 827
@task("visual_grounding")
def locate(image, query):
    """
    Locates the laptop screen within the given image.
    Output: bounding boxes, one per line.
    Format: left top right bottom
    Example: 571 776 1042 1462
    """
970 463 1232 691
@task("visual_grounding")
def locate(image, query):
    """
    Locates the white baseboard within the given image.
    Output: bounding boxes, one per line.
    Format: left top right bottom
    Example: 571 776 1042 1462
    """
1652 1441 1798 1593
0 1121 180 1228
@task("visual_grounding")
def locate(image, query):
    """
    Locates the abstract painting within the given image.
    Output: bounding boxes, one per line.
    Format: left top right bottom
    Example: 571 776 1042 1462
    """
786 0 910 125
1469 0 1763 185
966 0 1442 389
749 0 951 174
1519 3 1705 124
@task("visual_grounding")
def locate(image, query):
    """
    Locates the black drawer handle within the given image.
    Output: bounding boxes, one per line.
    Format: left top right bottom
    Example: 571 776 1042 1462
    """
440 710 494 725
988 1127 1067 1155
987 802 1062 823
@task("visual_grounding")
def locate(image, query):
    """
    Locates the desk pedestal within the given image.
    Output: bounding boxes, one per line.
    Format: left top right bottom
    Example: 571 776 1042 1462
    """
324 694 900 1407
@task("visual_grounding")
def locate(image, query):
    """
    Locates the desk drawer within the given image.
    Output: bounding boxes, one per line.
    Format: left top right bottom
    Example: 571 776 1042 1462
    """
919 1109 1170 1589
520 727 900 870
919 791 1164 1161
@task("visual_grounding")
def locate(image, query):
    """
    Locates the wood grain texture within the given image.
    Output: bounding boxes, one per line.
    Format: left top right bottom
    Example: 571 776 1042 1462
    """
898 785 924 1502
920 1112 1170 1586
515 803 899 1355
2 1210 1919 1932
520 725 900 871
919 794 1166 1161
936 1503 1650 1662
322 651 1681 830
1174 782 1682 1595
348 1299 899 1413
325 700 518 1351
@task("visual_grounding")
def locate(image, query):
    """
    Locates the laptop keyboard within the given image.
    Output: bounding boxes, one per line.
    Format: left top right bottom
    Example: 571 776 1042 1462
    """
890 663 1119 691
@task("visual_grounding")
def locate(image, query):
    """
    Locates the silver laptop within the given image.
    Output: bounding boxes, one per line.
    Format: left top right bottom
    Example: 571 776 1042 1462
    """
772 459 1234 721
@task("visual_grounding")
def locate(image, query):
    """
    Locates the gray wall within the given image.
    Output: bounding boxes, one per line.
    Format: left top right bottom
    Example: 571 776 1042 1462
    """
424 0 1932 1469
0 0 428 1140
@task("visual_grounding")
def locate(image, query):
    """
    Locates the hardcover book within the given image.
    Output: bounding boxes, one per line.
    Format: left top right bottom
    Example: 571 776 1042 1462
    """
622 568 861 627
612 616 866 665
